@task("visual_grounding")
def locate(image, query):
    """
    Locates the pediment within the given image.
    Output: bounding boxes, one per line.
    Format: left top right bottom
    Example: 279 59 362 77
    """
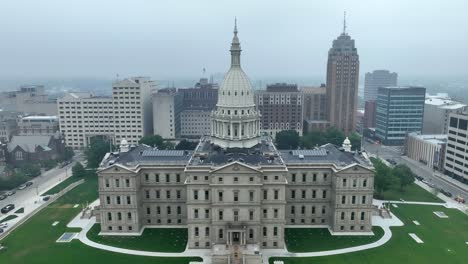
98 163 136 174
337 163 374 174
210 161 261 174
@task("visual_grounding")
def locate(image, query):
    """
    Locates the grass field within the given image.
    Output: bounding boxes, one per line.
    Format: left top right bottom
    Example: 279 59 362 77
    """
0 175 201 264
379 182 443 203
271 204 468 264
87 224 188 252
41 176 81 196
285 227 384 252
0 214 18 223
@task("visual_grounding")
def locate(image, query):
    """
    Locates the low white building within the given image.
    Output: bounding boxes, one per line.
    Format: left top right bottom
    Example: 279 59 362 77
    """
405 132 447 170
423 94 466 134
18 115 59 136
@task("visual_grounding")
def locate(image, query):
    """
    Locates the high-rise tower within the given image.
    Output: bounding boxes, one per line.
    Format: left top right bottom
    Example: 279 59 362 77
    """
326 13 360 134
210 20 262 148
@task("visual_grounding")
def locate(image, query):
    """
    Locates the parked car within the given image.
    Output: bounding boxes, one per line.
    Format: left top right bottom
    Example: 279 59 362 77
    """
17 184 27 190
455 197 466 203
0 222 8 228
444 191 453 197
1 204 15 214
0 228 4 233
5 190 16 196
25 181 33 187
43 196 50 202
0 194 6 200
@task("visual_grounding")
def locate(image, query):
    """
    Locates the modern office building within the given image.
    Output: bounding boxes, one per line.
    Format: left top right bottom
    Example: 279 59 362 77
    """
363 70 397 129
18 115 59 136
444 110 468 183
0 85 57 115
326 20 360 135
58 92 114 149
112 77 155 145
423 94 466 134
302 85 328 132
255 83 303 138
97 23 375 260
405 132 447 171
375 87 426 145
153 88 183 139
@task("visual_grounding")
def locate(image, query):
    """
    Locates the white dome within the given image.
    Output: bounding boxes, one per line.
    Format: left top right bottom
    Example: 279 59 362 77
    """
217 66 255 107
343 137 351 145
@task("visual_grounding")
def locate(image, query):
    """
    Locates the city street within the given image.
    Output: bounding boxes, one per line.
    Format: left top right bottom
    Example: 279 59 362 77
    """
0 152 84 216
363 141 468 202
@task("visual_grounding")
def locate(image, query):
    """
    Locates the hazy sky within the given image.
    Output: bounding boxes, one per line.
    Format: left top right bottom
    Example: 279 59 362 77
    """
1 0 467 79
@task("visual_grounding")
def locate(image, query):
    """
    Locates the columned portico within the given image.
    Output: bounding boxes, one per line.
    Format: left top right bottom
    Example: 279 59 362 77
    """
226 230 247 246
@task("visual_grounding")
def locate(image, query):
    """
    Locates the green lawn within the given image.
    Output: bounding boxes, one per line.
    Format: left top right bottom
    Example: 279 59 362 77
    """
379 182 443 203
87 224 188 252
271 204 468 264
14 207 24 214
41 175 81 196
0 175 201 264
0 214 18 223
285 227 384 252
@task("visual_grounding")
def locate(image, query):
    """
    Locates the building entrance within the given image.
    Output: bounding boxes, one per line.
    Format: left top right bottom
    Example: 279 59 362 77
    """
232 232 240 243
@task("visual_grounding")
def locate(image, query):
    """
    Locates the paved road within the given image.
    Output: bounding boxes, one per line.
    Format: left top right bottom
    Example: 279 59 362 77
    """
363 141 468 202
0 153 84 212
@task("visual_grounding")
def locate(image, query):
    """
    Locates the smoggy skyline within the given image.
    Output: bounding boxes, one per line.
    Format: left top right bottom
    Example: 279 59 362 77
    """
0 0 467 79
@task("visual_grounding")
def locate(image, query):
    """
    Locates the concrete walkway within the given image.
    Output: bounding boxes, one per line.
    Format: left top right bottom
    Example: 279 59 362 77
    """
67 206 211 263
262 213 403 263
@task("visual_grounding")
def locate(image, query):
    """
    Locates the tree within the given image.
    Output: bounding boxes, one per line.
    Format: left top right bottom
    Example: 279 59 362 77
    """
20 163 41 177
275 130 300 150
371 157 395 198
85 137 111 168
63 147 75 161
72 163 87 178
175 139 198 150
393 164 415 191
348 132 362 151
301 130 327 149
139 135 174 149
324 127 345 146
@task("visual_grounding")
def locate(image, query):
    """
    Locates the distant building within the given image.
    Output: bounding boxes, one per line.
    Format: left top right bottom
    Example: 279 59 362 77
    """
405 132 446 171
58 77 155 149
7 135 64 166
302 85 328 132
423 94 466 134
58 92 114 149
444 110 468 183
18 115 59 136
363 70 397 129
376 87 426 145
0 85 57 115
112 77 155 145
153 88 183 139
364 70 398 102
179 79 218 138
0 111 19 143
255 83 303 138
326 23 360 135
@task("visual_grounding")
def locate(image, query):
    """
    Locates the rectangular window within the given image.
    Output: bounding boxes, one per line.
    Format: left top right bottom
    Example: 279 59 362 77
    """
313 174 317 182
125 179 130 187
126 196 131 205
302 173 306 182
263 190 268 200
166 174 170 183
115 179 120 187
274 190 279 200
234 191 239 202
218 191 223 202
205 190 210 200
176 174 180 182
291 173 296 182
156 174 160 182
312 190 316 198
194 190 199 200
249 191 254 202
362 196 366 204
274 209 278 218
219 210 223 220
302 190 306 199
291 190 296 199
156 190 160 199
322 190 327 199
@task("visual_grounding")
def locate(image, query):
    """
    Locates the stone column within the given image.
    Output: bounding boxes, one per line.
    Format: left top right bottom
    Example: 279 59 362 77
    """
239 122 242 139
230 122 234 140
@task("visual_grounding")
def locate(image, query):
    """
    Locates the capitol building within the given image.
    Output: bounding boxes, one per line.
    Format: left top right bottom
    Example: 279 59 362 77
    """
96 22 375 254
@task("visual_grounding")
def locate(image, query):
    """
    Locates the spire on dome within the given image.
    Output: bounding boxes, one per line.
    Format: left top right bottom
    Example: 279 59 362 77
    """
343 11 347 34
230 18 241 67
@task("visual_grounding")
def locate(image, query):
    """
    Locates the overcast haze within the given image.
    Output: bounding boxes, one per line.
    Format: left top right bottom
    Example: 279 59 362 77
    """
1 0 467 79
